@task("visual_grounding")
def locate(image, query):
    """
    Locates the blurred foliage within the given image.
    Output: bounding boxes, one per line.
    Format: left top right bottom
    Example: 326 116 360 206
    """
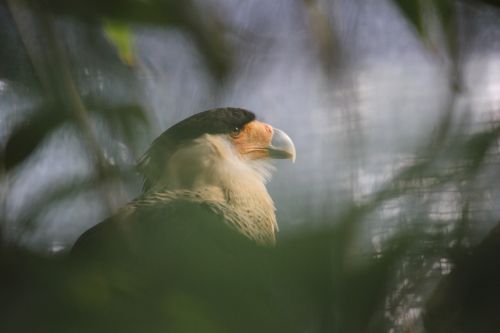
4 102 66 171
1 0 500 332
103 20 135 66
42 0 233 80
392 0 426 37
0 202 411 333
391 0 457 57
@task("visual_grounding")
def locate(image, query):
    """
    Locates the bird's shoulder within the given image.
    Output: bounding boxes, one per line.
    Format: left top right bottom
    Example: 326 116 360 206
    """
124 186 226 213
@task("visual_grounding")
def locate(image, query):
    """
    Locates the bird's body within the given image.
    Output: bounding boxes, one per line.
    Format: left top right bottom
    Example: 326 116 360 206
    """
72 108 295 254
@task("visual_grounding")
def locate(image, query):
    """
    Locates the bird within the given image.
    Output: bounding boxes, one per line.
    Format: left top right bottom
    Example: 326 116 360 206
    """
71 107 296 257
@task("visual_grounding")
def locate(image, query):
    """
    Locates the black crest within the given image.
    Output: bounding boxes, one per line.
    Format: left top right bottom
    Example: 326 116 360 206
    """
162 107 255 141
138 108 256 191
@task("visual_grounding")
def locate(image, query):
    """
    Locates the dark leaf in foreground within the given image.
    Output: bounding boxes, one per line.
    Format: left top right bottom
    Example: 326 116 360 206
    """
425 222 500 333
1 209 411 333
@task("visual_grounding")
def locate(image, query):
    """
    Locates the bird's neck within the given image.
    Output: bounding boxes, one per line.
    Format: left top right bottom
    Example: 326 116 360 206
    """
204 156 277 244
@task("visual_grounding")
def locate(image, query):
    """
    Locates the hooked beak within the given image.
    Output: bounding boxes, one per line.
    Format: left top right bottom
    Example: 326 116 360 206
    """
268 128 296 162
232 120 296 162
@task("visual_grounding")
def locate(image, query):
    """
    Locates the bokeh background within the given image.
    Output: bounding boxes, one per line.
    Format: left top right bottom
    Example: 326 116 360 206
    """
2 0 500 332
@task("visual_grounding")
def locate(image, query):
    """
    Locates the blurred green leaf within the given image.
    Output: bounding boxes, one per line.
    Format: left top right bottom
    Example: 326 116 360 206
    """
392 0 457 56
103 20 135 66
434 0 456 56
392 0 425 37
40 0 233 79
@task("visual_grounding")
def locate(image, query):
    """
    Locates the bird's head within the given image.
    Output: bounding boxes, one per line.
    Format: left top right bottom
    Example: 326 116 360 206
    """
138 108 296 193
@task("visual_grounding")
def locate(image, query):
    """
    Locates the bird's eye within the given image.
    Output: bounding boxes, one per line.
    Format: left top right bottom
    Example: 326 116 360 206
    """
230 126 242 137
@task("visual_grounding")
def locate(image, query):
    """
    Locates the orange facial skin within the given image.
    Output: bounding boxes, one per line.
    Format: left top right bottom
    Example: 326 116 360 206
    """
231 120 274 160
